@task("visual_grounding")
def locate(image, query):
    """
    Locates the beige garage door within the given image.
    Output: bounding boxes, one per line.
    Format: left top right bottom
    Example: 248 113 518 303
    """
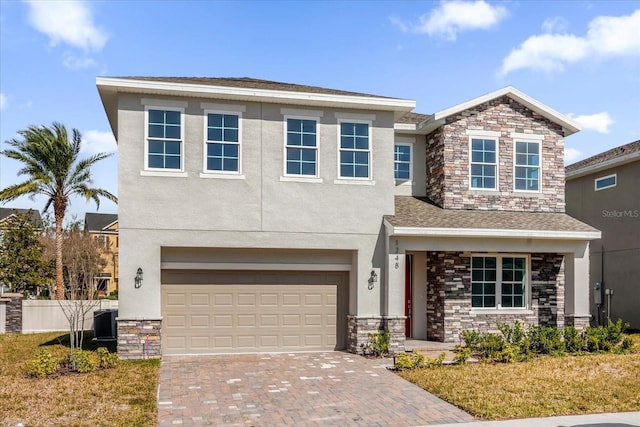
162 283 337 354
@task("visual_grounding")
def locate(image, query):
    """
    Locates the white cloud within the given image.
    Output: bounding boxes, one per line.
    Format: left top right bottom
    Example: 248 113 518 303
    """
0 93 6 110
564 147 582 164
568 112 615 134
62 53 98 70
396 0 508 41
81 130 117 155
541 16 569 33
501 9 640 75
25 0 107 51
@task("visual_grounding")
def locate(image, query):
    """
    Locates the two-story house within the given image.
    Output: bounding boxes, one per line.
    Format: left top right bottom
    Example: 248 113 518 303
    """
566 140 640 329
84 212 119 295
96 77 599 358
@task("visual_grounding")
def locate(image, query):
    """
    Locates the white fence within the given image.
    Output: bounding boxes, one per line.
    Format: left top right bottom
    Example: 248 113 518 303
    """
21 299 119 333
0 302 5 334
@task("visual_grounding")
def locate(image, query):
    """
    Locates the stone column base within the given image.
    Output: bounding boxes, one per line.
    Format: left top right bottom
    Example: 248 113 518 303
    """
565 314 591 330
117 318 162 360
347 315 406 355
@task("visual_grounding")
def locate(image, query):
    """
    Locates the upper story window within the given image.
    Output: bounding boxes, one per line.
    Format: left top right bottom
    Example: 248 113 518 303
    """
472 255 528 309
394 143 412 181
595 174 616 191
339 121 370 179
514 141 540 191
470 138 497 190
205 112 240 173
285 118 317 176
146 108 183 171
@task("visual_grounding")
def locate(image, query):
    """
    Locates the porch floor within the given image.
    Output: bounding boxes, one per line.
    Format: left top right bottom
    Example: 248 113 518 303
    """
404 339 458 363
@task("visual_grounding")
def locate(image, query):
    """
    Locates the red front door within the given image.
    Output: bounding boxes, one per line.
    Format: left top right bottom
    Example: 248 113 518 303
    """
405 254 413 337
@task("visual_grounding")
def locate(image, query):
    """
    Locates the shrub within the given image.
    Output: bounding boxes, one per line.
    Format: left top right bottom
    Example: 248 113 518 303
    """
479 333 505 360
73 350 97 373
453 345 471 365
564 326 585 353
621 337 634 353
528 326 564 355
461 330 481 350
497 344 520 363
605 319 628 346
97 347 119 369
25 349 58 377
394 352 414 370
368 330 390 356
585 326 610 352
394 350 444 370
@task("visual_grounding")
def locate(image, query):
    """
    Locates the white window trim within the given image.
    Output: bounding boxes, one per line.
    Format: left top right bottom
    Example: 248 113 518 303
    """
468 135 498 191
513 138 542 193
595 173 617 191
282 114 321 179
470 253 531 311
202 109 243 177
336 119 373 181
394 142 413 183
143 105 186 175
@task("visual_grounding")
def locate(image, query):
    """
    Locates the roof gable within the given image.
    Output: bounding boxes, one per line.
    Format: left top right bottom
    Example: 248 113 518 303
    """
0 208 43 227
395 86 581 136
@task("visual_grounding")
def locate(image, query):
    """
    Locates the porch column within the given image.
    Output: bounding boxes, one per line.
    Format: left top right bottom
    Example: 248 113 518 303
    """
565 242 591 329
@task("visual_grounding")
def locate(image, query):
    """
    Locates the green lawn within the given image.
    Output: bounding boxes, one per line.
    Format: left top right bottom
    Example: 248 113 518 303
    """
399 336 640 420
0 332 159 427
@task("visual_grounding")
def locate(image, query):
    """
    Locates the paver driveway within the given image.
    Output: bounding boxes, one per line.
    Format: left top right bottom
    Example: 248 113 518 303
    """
157 352 474 427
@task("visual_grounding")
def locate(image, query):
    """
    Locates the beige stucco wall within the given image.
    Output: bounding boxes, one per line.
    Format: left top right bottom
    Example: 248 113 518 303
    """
394 135 427 197
21 300 118 333
116 94 397 321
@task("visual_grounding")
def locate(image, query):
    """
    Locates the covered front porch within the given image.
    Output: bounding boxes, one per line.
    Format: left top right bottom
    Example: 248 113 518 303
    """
382 197 600 350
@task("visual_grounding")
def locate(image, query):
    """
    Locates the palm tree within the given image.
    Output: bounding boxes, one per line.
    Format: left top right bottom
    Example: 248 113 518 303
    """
0 122 117 300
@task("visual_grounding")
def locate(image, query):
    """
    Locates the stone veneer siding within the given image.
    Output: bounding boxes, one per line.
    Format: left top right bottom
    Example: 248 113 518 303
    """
347 315 406 355
117 318 162 359
426 251 565 343
5 295 23 333
425 96 566 212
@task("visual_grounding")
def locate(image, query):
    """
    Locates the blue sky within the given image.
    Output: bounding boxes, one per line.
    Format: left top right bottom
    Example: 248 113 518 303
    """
1 0 639 220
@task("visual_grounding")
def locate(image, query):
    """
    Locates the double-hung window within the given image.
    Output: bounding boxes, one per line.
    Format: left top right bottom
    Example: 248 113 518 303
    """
394 143 412 181
339 121 370 179
285 118 317 176
472 255 528 309
514 141 540 191
470 138 497 189
205 112 240 173
147 108 183 171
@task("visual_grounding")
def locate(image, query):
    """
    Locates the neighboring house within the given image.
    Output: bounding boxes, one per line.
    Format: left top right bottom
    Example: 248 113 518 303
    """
96 77 599 358
566 140 640 329
84 213 119 295
0 208 43 234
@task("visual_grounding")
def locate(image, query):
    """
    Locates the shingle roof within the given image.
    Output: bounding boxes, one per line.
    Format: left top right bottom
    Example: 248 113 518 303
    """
0 208 42 227
84 213 118 232
566 140 640 173
385 197 598 233
396 112 433 124
117 77 398 99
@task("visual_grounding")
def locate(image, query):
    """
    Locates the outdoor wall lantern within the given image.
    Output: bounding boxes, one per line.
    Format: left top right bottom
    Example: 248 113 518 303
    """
134 267 143 288
368 270 378 290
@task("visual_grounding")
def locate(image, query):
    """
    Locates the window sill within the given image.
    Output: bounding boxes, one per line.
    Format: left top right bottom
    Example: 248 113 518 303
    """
280 176 323 184
468 189 499 194
199 172 245 180
334 179 375 186
140 170 188 178
395 180 414 187
470 308 534 315
513 190 542 196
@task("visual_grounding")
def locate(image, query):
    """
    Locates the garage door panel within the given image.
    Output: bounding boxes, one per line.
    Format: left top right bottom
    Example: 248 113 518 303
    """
190 315 209 327
162 283 339 354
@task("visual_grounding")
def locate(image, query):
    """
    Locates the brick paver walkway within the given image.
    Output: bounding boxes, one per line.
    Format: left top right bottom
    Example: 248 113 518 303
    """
157 352 474 427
